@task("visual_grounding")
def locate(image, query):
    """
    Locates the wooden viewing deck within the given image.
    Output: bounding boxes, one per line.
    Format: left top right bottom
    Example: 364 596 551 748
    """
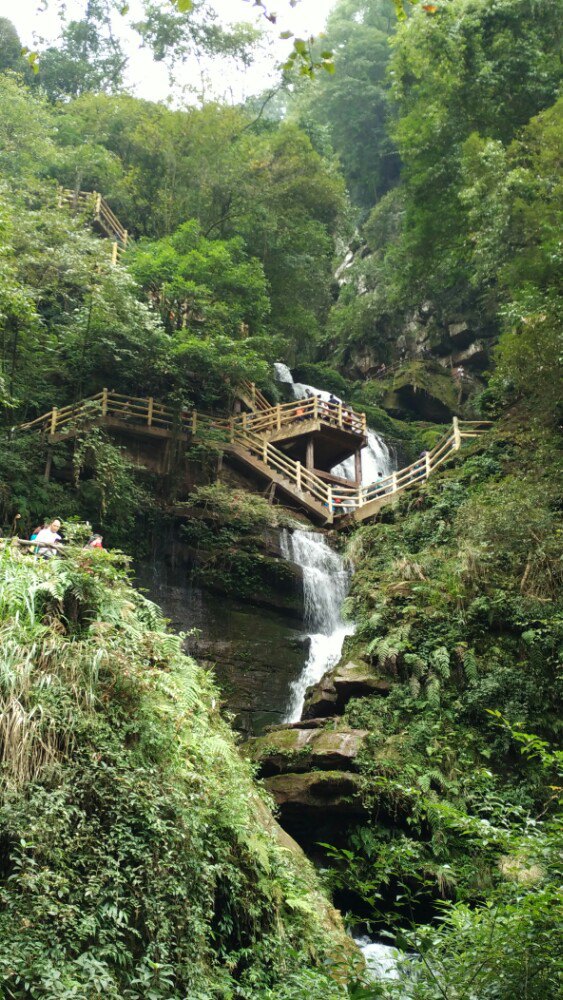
16 390 492 527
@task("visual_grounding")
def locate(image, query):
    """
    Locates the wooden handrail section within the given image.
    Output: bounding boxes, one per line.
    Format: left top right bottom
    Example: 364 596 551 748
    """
15 391 492 527
57 188 128 265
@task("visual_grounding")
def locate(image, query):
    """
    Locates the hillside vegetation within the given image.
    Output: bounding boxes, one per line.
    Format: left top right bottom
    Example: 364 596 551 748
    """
0 542 356 998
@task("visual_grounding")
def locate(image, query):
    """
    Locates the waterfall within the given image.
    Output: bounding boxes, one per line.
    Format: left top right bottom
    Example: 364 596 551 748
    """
354 937 401 983
280 529 353 722
273 363 396 486
273 362 294 384
332 430 395 486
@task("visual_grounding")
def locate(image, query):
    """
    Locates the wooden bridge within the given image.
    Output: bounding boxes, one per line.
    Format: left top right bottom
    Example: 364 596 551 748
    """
17 388 491 527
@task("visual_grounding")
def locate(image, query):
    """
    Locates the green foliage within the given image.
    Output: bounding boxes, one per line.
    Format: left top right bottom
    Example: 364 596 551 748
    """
179 484 296 598
35 4 127 100
323 0 562 390
0 544 352 997
128 221 273 407
291 0 399 208
325 424 563 981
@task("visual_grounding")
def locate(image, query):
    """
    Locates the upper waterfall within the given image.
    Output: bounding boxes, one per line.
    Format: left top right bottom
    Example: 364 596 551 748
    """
273 363 396 486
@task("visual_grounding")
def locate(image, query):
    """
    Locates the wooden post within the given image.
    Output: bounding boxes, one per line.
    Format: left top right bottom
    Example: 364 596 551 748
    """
354 448 362 484
392 471 398 493
361 412 367 434
242 412 247 430
327 485 333 514
111 242 118 266
101 388 108 416
44 449 53 483
296 461 302 492
147 396 153 426
263 439 268 463
305 437 314 470
94 192 102 218
425 451 431 478
452 416 461 450
313 395 318 420
251 382 256 407
276 404 281 430
337 401 343 428
123 230 128 248
192 410 197 434
50 407 58 436
229 419 235 443
57 186 63 208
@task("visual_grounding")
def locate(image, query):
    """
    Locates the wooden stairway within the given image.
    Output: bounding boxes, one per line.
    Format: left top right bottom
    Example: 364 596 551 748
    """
16 390 491 528
57 188 129 265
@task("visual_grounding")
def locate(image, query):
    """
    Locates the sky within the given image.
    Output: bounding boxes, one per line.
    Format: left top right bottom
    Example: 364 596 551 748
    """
2 0 335 103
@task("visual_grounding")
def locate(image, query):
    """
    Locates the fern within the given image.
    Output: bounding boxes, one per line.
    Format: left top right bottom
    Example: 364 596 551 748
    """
426 675 441 708
404 653 426 678
429 646 451 680
461 647 479 684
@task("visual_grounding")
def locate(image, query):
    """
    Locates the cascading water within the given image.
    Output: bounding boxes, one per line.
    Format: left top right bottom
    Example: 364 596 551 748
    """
354 937 401 983
273 363 396 486
332 430 395 486
280 529 353 722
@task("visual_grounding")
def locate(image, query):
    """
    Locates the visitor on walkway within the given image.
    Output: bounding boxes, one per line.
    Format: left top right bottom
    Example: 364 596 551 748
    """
85 534 103 549
34 519 62 558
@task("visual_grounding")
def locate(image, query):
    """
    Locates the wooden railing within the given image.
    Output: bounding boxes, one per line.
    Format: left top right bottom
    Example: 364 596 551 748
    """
239 380 271 412
330 417 492 513
16 393 492 523
57 188 128 264
234 395 366 437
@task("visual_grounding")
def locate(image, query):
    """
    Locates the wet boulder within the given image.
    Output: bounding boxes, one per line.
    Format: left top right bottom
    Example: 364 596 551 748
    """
265 770 366 817
302 660 391 719
244 726 368 777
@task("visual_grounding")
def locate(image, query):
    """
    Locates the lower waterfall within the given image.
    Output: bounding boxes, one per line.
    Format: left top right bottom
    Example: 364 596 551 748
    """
280 529 353 722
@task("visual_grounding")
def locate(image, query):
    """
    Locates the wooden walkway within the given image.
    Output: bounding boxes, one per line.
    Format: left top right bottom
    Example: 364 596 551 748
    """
57 188 128 265
16 390 491 527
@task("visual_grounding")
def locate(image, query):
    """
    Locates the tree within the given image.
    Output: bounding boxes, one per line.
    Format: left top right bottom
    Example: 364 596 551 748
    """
0 18 28 74
37 5 127 100
292 0 399 210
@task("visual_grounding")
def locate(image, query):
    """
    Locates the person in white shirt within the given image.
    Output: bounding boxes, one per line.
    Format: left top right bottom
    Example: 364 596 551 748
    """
34 519 62 558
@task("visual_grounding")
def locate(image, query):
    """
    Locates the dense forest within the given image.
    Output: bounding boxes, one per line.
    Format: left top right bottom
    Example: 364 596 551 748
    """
0 0 561 997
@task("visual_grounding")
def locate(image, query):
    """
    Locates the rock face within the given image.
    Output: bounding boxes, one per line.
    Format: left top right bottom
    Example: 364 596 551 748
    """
265 771 366 818
302 660 391 719
245 726 368 777
136 561 308 735
382 362 459 421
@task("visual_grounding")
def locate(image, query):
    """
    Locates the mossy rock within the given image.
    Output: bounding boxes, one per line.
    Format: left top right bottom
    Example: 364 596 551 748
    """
265 770 366 816
302 660 391 719
244 726 368 776
382 361 459 421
